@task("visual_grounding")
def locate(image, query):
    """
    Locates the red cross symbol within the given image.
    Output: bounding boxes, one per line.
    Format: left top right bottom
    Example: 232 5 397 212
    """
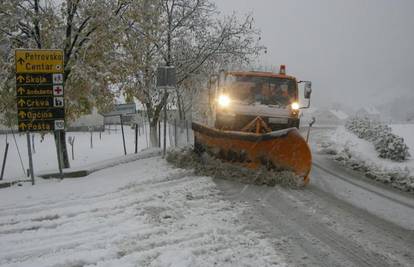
53 86 63 95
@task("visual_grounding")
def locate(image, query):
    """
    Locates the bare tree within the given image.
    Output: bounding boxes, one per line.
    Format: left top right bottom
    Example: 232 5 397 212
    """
157 0 264 119
119 0 264 145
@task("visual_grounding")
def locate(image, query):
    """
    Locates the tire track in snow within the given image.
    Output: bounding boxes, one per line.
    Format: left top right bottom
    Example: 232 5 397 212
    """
216 179 414 267
313 160 414 209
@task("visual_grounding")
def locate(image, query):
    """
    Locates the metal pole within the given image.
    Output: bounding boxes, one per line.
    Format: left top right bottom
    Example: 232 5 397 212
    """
90 130 93 148
32 134 35 154
135 123 138 154
139 119 142 136
158 119 161 147
1 142 9 180
186 120 189 144
120 115 127 155
138 121 141 136
26 132 35 185
143 116 148 148
174 119 177 147
163 97 167 157
306 117 316 143
57 130 63 180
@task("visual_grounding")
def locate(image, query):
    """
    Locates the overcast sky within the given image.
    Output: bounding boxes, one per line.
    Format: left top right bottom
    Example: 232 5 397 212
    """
214 0 414 109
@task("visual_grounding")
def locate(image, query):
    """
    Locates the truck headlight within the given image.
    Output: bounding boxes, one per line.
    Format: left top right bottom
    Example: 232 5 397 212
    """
291 102 300 110
218 95 230 108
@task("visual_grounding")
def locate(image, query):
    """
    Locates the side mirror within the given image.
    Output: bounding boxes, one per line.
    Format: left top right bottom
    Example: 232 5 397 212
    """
304 81 312 99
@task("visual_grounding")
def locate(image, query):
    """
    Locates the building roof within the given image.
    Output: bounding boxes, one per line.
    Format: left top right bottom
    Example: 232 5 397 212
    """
358 106 380 115
330 109 349 120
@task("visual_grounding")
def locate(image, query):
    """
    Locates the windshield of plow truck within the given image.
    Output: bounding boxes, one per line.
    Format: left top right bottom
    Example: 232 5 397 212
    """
224 75 297 107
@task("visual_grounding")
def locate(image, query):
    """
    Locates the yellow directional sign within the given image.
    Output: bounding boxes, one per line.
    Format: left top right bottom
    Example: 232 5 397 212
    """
16 73 53 84
16 49 65 132
18 108 64 120
18 121 54 131
15 49 64 74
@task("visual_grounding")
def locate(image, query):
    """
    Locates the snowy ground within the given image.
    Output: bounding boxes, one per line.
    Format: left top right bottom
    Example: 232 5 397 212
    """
1 125 413 267
316 124 414 191
0 153 285 267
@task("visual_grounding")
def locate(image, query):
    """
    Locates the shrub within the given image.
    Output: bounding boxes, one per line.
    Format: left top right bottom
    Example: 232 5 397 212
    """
345 116 410 162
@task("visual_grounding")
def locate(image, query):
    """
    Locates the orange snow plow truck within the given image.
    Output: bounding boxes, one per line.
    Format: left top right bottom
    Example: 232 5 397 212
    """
192 66 313 184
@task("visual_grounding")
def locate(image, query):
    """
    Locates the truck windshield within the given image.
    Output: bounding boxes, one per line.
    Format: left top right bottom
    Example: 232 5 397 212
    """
224 75 297 107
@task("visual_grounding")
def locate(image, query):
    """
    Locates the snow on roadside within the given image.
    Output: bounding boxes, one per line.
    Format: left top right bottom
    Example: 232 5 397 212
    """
0 156 286 267
0 124 169 182
317 126 414 191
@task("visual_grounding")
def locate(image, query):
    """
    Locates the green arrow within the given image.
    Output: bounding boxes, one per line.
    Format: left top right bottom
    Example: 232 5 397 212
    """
18 110 26 118
17 87 25 94
16 75 25 83
18 99 25 107
17 58 25 65
19 123 27 130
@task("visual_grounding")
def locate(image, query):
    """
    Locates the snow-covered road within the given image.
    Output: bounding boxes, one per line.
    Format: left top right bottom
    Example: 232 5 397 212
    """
210 127 414 266
216 153 414 266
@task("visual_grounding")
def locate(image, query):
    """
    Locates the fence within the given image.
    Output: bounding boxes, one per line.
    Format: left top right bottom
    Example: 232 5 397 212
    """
166 119 193 148
103 118 193 151
0 117 194 182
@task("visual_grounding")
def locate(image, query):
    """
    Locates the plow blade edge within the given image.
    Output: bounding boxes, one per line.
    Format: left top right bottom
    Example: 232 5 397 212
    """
192 122 312 184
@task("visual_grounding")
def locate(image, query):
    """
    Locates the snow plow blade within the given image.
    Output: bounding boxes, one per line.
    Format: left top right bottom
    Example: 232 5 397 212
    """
192 122 312 184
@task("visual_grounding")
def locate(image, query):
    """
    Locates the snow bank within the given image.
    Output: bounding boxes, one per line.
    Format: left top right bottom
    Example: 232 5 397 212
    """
0 156 286 266
318 126 414 192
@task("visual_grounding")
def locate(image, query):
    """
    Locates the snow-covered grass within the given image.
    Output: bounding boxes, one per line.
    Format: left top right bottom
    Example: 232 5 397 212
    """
317 125 414 191
0 124 183 181
0 155 286 267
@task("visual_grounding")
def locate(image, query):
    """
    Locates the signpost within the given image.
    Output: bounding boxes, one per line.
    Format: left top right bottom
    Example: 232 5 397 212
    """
103 103 136 117
103 103 136 156
15 49 65 183
157 66 176 157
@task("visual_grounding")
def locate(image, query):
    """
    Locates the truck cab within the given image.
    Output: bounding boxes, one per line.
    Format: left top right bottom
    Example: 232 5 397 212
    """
210 66 312 131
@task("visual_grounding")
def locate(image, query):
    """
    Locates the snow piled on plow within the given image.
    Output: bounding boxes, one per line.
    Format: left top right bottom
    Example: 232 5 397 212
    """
166 148 304 187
